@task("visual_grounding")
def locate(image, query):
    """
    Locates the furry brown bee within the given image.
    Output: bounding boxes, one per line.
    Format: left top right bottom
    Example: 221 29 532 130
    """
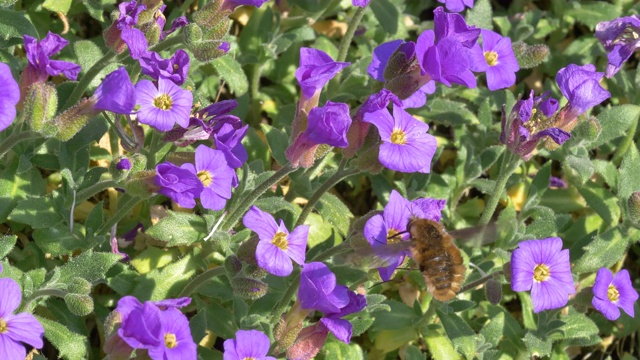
406 218 466 302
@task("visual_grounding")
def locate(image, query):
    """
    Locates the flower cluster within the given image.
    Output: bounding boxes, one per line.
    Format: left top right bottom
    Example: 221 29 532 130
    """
595 15 640 78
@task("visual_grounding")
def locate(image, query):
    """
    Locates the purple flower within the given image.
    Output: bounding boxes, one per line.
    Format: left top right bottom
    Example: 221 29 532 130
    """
592 268 638 321
0 62 19 132
298 262 350 313
352 0 370 6
162 16 189 40
415 7 480 89
555 64 610 125
0 278 44 359
223 329 276 360
319 291 367 343
136 78 193 132
195 145 235 211
411 197 447 222
437 0 474 12
511 237 575 313
363 104 437 173
243 206 309 277
214 123 249 169
104 1 149 59
295 48 350 99
155 162 204 208
139 49 190 86
163 99 243 146
286 101 352 168
222 0 270 12
469 30 519 90
595 16 640 78
116 297 196 360
501 91 570 160
91 67 136 114
22 32 81 83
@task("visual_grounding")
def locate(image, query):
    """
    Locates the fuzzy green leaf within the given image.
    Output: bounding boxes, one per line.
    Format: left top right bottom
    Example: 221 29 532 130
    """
146 211 208 246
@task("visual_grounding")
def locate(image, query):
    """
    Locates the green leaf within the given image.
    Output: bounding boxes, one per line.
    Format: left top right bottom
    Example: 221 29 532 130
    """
146 211 207 246
133 254 197 300
590 105 640 148
416 98 479 126
371 0 400 35
211 56 249 96
618 144 640 201
523 331 552 358
253 196 299 216
573 226 628 273
33 225 85 257
9 196 64 228
437 310 477 359
423 324 461 360
465 0 492 29
0 234 16 258
558 310 600 341
260 123 289 165
85 200 104 235
80 0 105 22
0 156 47 222
0 8 38 44
317 192 353 237
576 184 620 228
565 155 594 184
566 2 622 30
36 316 88 360
43 0 72 14
323 340 365 360
57 251 122 283
72 40 117 89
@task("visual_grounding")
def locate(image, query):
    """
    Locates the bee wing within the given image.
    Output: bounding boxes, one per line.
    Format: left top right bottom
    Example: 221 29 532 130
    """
449 222 497 247
347 241 413 270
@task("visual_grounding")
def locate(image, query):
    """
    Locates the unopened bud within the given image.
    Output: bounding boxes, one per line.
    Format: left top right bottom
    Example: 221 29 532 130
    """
165 151 195 166
53 100 94 141
503 262 512 283
484 279 502 305
274 317 304 354
188 38 231 62
352 144 383 174
124 170 159 199
24 82 58 137
513 42 549 70
103 310 123 336
140 21 162 46
110 156 132 181
237 237 259 264
224 254 243 275
245 264 268 279
574 116 601 143
231 277 268 300
67 277 92 294
627 192 640 228
193 0 231 32
129 153 148 173
64 293 94 316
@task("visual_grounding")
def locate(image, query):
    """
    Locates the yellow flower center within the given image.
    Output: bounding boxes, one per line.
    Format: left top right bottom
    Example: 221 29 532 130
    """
243 358 257 360
272 231 288 251
484 51 499 67
387 229 400 244
0 318 7 333
607 285 620 302
533 264 550 282
154 93 173 111
390 129 407 145
164 333 178 349
197 170 213 187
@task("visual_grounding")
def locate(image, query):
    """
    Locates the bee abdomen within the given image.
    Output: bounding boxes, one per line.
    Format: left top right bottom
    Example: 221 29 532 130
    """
424 259 466 302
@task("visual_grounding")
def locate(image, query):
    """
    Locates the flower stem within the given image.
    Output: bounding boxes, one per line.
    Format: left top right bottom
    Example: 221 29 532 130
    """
75 179 120 204
270 273 301 324
0 130 41 159
221 163 297 231
612 112 639 165
178 266 226 297
96 195 141 235
459 270 504 293
328 5 367 96
295 159 359 227
19 288 67 312
249 63 263 127
478 151 520 225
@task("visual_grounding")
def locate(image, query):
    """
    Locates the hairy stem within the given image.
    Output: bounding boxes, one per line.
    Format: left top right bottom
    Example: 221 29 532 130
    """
328 5 367 96
178 266 226 297
96 195 141 235
612 112 639 165
75 179 120 204
460 270 504 293
0 131 41 159
63 50 117 109
478 151 520 225
19 288 67 312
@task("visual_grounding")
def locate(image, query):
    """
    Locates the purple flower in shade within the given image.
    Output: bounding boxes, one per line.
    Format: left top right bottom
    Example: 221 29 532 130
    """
21 32 81 84
91 67 136 114
511 237 576 313
501 91 571 160
363 104 437 173
221 0 270 12
104 1 149 59
162 16 189 40
116 296 196 360
555 64 611 128
367 40 436 108
549 176 567 188
195 145 236 211
415 7 481 89
0 278 44 359
155 162 204 208
352 0 370 7
0 62 19 132
295 48 350 100
139 49 190 86
437 0 473 12
286 101 352 168
214 123 249 169
595 16 640 78
469 29 519 91
223 329 276 360
136 78 193 132
243 206 309 277
592 268 638 321
299 262 350 313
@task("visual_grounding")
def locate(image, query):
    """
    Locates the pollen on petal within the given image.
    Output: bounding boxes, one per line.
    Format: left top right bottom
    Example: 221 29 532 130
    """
164 332 178 349
154 93 173 110
390 128 407 145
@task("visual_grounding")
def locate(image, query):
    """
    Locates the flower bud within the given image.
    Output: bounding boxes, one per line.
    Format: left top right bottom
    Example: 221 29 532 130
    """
128 153 148 173
237 237 259 264
231 277 268 300
193 0 232 32
351 144 383 174
512 41 549 70
187 38 231 62
285 324 328 360
274 317 304 354
23 82 58 137
67 277 92 294
64 293 95 316
572 116 601 143
245 264 268 279
224 254 243 275
484 279 502 305
53 100 94 141
109 156 132 181
627 192 640 228
165 151 196 166
124 170 159 199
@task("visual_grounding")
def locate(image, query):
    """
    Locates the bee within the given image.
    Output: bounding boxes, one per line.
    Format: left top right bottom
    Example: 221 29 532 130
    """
405 217 466 302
